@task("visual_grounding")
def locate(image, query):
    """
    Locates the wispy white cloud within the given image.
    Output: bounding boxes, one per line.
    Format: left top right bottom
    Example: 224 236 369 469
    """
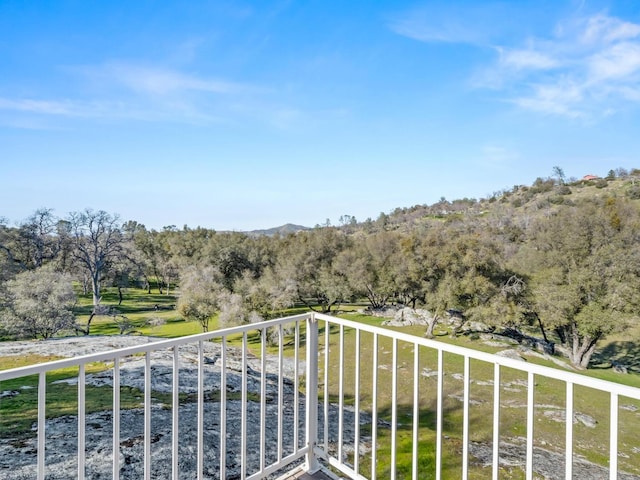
477 144 520 168
471 44 560 90
265 107 304 130
0 62 266 126
392 7 640 120
76 62 254 96
507 13 640 119
580 14 640 45
0 96 221 124
390 16 481 44
0 98 83 116
388 3 513 45
587 41 640 80
167 38 207 65
0 60 338 132
617 85 640 102
511 80 585 118
498 47 559 71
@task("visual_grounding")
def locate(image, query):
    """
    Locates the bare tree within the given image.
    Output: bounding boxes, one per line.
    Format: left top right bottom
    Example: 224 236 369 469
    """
67 209 124 334
0 219 21 283
18 208 59 269
552 165 566 185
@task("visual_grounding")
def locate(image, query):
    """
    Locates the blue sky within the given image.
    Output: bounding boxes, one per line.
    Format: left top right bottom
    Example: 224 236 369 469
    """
1 0 640 230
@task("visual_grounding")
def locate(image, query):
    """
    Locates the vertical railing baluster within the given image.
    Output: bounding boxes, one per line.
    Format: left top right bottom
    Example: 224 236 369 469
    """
172 346 180 480
113 358 120 480
294 321 300 453
391 338 398 479
371 333 378 480
144 351 151 480
220 337 227 479
354 328 361 475
338 324 345 463
37 371 46 480
462 356 470 479
78 364 85 480
492 363 500 480
526 372 534 480
436 349 443 480
565 382 573 480
305 314 319 472
323 319 329 457
277 323 284 463
610 392 619 480
197 341 204 479
412 343 419 480
260 328 267 473
241 332 248 480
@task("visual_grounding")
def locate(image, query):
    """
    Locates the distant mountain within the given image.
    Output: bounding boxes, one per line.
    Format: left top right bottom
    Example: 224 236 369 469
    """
246 223 310 237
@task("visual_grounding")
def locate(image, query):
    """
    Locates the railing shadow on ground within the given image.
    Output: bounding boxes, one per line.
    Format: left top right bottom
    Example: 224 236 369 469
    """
591 341 640 373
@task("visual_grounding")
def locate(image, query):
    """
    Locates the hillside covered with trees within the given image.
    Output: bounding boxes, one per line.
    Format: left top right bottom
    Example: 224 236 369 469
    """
2 167 640 370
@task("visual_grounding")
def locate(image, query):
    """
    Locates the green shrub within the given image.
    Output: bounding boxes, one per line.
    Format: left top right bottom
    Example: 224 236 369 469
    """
627 185 640 199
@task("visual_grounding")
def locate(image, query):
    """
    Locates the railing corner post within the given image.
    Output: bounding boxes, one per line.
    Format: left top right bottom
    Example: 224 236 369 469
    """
305 313 320 473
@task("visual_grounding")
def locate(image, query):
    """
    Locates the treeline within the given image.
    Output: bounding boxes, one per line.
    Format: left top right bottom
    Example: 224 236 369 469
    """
1 169 640 369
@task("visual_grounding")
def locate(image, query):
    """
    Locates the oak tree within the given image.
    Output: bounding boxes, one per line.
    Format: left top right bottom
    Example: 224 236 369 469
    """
0 266 76 339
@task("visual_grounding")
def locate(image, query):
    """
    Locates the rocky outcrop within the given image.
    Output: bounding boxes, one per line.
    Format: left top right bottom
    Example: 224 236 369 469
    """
0 336 368 480
381 307 434 327
1 397 367 479
469 440 639 480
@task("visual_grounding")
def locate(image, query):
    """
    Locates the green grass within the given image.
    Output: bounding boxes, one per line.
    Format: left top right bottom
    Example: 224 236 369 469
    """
74 286 309 340
0 357 132 439
74 286 193 337
0 353 259 439
322 312 640 478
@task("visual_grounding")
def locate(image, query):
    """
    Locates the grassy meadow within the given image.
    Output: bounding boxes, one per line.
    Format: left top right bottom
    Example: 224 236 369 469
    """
322 314 640 478
2 287 640 478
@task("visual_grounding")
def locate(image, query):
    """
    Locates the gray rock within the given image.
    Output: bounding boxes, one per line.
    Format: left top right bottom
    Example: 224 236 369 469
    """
542 410 597 428
421 367 438 378
382 307 433 327
612 360 630 374
0 336 367 480
468 440 639 480
574 412 597 428
0 397 369 479
448 394 484 406
495 349 527 362
0 390 19 399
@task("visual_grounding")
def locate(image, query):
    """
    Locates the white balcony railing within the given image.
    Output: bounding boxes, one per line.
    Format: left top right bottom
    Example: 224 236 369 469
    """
1 312 640 479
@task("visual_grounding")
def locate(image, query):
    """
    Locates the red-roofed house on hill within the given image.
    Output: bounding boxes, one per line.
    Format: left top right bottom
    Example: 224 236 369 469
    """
582 174 600 181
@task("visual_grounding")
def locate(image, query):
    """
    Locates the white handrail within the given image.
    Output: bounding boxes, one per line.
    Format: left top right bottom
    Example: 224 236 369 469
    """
0 313 313 382
313 313 640 400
